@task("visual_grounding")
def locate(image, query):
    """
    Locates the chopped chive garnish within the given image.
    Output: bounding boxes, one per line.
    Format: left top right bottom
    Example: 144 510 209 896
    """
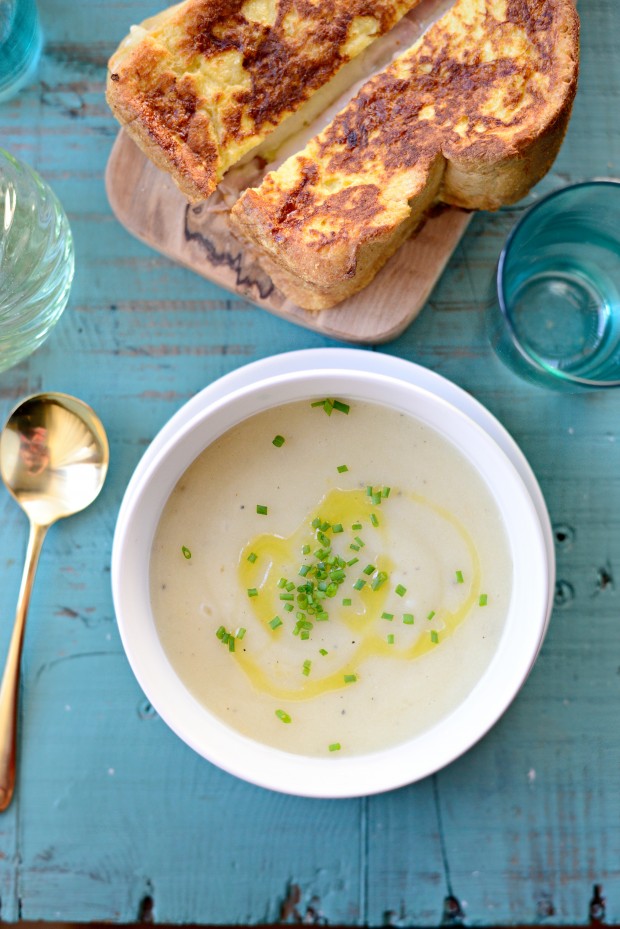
427 610 436 620
319 648 328 656
352 523 362 530
181 546 192 559
350 543 360 552
387 634 395 645
337 465 349 473
247 551 257 563
430 630 439 644
370 513 379 527
228 637 235 652
302 544 311 555
371 571 388 591
276 709 292 723
236 627 246 640
479 593 488 606
328 742 341 752
363 564 376 575
302 660 312 676
256 504 268 515
366 485 373 496
279 593 294 601
333 400 350 414
216 625 226 639
403 613 414 625
381 612 394 621
456 570 464 584
354 536 365 548
285 581 295 591
277 577 287 588
272 434 285 447
300 630 310 640
284 603 294 612
310 398 334 415
332 523 344 533
347 557 359 567
269 616 283 630
371 492 382 506
382 486 391 498
342 598 352 606
395 584 407 597
247 588 258 598
353 579 366 591
344 674 357 684
299 565 310 577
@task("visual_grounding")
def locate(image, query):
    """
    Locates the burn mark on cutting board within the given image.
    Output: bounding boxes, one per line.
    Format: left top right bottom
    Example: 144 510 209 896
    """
184 203 275 300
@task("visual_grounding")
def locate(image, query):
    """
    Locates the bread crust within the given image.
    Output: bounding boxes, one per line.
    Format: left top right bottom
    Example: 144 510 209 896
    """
106 0 424 202
230 0 580 309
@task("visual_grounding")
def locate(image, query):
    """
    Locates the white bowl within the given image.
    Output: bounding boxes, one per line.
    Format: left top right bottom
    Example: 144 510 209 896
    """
112 365 551 798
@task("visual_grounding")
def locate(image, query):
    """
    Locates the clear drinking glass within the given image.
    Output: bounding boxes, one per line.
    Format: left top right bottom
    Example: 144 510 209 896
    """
490 180 620 389
0 0 42 103
0 148 74 372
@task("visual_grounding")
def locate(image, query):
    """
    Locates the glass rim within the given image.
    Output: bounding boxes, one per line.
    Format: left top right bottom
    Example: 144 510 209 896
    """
496 178 620 389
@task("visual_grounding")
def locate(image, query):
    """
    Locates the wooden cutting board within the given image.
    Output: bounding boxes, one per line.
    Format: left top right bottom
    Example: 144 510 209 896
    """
105 130 473 345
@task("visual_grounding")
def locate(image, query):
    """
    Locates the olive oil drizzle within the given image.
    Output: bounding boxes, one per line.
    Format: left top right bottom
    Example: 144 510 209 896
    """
236 487 481 701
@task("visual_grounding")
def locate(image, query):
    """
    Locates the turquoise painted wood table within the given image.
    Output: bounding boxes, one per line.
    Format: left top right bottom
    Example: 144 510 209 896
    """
0 0 618 924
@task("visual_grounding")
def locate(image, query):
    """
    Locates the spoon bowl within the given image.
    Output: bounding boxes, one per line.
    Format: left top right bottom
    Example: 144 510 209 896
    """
0 392 109 809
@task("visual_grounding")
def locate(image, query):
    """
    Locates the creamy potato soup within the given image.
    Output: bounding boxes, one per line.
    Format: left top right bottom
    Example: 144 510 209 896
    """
150 398 512 757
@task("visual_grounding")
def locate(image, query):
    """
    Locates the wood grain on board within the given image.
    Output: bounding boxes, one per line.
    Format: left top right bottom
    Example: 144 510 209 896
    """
105 131 472 345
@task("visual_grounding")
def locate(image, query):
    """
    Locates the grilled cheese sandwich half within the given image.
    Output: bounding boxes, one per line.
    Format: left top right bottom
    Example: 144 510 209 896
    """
106 0 425 201
230 0 579 310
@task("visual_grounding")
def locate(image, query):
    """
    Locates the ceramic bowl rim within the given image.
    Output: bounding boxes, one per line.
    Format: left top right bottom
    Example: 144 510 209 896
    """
112 367 550 798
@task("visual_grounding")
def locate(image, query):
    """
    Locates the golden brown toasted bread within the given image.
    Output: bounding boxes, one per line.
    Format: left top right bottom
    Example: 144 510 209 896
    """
106 0 425 202
230 0 580 310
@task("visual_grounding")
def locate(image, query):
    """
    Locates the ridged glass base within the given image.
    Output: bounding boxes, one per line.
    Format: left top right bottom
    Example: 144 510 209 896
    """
0 149 74 373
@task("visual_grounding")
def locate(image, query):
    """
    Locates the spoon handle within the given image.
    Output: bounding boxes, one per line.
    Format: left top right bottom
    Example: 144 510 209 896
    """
0 520 48 811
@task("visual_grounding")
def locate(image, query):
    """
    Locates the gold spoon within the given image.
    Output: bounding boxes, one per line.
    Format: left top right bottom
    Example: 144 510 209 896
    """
0 392 109 810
